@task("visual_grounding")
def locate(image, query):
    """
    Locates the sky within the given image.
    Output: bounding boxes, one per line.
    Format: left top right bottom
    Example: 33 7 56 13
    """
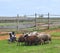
0 0 60 16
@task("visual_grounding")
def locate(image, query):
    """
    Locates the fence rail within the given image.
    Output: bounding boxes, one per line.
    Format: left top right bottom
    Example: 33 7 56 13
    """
0 13 60 32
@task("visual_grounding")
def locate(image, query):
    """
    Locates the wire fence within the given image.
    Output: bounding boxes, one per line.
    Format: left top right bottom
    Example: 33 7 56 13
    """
0 13 60 32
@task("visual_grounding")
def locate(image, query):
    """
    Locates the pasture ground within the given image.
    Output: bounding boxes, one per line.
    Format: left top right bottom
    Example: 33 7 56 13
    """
0 39 60 53
0 28 60 53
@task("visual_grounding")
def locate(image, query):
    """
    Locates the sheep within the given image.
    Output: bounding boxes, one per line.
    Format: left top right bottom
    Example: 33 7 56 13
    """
26 31 38 36
24 34 39 45
37 32 51 44
17 34 25 46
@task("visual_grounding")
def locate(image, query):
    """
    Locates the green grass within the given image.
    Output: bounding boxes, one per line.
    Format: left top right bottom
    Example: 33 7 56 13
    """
0 23 16 26
0 22 34 26
51 32 60 37
0 39 60 53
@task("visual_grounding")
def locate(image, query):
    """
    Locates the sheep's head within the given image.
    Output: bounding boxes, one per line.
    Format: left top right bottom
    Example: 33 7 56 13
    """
24 33 29 37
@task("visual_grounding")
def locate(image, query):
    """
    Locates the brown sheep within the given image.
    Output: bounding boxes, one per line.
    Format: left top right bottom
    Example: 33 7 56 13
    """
24 34 39 45
17 34 25 46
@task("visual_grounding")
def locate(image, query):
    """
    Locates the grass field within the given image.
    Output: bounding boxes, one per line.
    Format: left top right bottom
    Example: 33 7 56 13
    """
0 23 16 26
0 39 60 53
51 32 60 37
0 28 60 53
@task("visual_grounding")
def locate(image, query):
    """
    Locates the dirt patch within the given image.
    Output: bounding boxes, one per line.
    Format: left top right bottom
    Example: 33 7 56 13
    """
0 34 22 40
45 28 60 34
0 29 60 40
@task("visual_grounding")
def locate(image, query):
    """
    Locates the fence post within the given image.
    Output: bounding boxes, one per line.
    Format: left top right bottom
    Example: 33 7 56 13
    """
48 13 50 29
35 13 37 30
17 14 19 31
